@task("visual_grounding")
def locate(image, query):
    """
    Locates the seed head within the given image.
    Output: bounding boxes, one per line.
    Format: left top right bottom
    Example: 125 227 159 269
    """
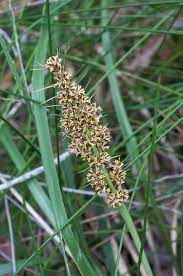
109 160 126 189
45 55 128 208
87 166 111 194
107 189 129 208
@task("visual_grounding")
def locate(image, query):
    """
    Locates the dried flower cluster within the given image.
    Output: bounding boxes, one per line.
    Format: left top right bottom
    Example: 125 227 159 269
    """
45 56 129 207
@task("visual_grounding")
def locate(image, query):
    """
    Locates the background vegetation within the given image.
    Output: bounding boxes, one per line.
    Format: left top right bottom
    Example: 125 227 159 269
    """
0 0 182 275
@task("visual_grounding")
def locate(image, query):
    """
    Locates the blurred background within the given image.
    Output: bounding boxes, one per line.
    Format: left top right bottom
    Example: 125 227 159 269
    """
0 1 182 275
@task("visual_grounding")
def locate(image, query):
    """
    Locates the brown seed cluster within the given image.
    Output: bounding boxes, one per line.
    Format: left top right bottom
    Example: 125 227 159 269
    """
45 56 129 207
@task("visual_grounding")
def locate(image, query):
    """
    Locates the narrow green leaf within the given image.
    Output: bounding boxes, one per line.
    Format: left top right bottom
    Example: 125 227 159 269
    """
30 22 98 275
0 126 55 227
0 36 25 97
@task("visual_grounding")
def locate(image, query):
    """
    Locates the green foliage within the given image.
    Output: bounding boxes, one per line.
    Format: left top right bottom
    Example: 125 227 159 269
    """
0 1 182 275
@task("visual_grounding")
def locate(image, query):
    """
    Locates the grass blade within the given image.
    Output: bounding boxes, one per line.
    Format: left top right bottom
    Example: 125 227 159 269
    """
0 126 55 227
30 21 98 275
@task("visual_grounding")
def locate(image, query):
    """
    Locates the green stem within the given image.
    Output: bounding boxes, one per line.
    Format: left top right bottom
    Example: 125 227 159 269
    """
91 145 153 275
119 204 153 276
101 166 115 192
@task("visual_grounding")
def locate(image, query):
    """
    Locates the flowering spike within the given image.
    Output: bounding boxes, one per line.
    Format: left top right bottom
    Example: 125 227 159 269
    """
45 55 129 207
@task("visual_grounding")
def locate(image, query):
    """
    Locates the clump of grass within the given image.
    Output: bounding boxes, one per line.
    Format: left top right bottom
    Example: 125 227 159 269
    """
45 55 128 207
0 1 182 275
